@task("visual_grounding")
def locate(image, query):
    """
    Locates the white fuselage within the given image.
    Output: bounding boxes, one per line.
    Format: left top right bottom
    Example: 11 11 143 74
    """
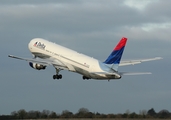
28 38 118 80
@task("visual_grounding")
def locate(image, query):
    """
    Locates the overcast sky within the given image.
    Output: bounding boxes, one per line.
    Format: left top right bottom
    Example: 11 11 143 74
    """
1 0 171 115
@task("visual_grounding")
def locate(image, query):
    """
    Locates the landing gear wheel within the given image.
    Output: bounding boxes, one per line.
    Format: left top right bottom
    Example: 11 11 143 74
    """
58 74 62 79
83 76 86 80
82 76 90 80
53 74 62 80
53 75 57 79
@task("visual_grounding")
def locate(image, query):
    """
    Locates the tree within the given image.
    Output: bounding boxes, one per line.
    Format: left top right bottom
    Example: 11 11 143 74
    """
158 109 170 118
139 110 147 118
49 111 58 118
78 108 89 114
17 109 27 119
107 113 116 118
41 110 50 118
11 111 18 118
94 112 100 118
123 109 130 118
128 112 137 118
85 112 94 118
27 110 41 119
76 108 89 118
147 108 156 117
61 110 73 118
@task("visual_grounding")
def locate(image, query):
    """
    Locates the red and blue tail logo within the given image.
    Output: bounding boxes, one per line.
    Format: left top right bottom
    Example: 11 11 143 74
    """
104 37 127 65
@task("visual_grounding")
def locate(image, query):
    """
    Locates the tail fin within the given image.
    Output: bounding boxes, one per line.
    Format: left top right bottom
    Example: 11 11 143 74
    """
104 37 127 70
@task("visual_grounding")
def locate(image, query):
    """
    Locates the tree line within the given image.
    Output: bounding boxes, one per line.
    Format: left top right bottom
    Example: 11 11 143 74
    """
0 108 171 119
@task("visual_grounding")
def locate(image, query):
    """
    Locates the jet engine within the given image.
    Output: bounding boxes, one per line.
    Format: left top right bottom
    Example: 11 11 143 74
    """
29 62 46 70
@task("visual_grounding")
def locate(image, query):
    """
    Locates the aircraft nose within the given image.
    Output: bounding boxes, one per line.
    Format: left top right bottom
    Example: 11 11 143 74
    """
28 39 34 52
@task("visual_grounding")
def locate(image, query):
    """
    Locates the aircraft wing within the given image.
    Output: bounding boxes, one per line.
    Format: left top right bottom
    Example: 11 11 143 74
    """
119 57 162 66
8 55 67 68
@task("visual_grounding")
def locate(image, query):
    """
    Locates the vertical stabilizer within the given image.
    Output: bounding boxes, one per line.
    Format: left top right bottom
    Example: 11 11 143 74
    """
104 37 127 70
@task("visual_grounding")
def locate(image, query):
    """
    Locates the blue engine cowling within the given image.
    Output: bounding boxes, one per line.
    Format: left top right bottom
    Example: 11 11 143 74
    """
29 62 46 70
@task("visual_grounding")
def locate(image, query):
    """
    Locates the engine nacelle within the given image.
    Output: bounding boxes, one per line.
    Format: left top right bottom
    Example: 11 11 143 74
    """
29 62 46 70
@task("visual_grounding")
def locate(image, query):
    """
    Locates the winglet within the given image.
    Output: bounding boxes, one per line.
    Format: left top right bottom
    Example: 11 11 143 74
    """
104 37 127 70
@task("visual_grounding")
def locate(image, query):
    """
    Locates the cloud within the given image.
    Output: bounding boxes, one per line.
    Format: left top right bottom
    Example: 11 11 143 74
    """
124 0 156 11
0 0 170 41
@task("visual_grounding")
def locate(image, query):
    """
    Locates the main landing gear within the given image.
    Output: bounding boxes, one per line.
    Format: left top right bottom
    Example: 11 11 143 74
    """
82 76 90 80
53 74 62 79
53 68 62 80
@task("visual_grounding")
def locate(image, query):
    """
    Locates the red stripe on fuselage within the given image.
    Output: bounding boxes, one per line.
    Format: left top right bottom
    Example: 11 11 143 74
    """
114 37 127 50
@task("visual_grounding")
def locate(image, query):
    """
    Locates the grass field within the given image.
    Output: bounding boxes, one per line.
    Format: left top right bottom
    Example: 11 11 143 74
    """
23 118 170 120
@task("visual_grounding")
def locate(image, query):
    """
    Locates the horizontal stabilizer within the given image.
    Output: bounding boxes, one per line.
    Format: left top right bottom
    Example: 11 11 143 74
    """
120 72 152 75
120 57 163 66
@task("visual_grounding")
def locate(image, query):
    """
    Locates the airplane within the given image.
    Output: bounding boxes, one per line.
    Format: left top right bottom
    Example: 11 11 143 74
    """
8 37 162 80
